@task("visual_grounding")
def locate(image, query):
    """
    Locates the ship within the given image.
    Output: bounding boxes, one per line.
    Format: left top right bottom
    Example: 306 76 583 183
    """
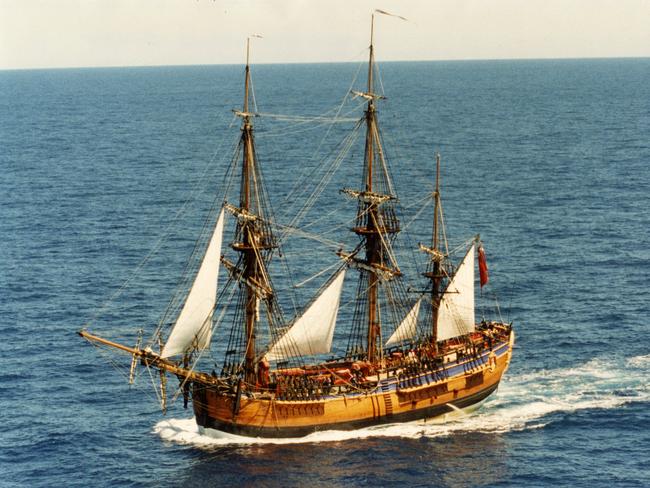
79 12 515 439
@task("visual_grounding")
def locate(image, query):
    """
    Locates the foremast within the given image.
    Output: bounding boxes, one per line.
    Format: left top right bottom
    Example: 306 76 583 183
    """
79 38 284 401
229 37 278 386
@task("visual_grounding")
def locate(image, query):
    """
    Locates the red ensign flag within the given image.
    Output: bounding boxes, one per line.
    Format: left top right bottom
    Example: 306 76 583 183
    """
478 244 489 287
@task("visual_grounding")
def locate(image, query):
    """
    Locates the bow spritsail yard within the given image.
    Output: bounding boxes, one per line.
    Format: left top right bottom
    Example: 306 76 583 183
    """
79 15 514 439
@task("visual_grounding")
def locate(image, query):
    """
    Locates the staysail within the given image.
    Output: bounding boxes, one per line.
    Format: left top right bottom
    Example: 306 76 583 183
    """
386 297 422 346
266 268 346 361
437 244 475 341
161 208 226 358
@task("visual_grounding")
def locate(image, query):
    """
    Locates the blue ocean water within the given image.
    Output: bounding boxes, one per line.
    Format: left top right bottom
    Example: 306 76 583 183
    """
1 58 649 487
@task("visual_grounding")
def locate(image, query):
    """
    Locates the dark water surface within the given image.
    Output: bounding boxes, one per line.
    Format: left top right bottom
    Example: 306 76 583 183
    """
1 58 649 487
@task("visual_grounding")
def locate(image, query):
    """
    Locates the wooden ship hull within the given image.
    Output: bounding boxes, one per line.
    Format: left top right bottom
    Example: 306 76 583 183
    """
192 327 514 438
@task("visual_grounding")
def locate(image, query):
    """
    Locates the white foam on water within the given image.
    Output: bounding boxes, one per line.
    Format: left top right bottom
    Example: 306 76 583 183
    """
153 354 650 446
627 354 650 367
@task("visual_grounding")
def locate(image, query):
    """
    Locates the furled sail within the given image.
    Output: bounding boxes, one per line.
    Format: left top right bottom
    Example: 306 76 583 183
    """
386 297 422 346
266 268 346 361
161 208 226 358
437 244 475 341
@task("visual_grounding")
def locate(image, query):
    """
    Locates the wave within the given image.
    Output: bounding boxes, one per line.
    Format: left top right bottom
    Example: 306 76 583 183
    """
153 354 650 446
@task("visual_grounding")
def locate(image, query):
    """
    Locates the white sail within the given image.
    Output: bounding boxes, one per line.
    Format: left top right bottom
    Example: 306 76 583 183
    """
386 297 422 346
437 244 476 341
266 268 346 361
161 208 226 358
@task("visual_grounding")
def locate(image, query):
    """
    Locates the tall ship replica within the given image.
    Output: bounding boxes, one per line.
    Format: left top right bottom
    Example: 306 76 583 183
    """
80 14 514 438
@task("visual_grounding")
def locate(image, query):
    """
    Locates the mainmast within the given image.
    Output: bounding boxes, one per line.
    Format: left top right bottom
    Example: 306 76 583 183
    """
241 39 257 386
343 14 401 364
364 14 380 363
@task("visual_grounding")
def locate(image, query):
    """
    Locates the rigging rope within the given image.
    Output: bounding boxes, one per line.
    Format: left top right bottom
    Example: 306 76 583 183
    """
400 194 431 232
279 121 363 244
278 59 365 216
293 260 342 288
84 115 240 332
256 111 359 123
256 103 365 138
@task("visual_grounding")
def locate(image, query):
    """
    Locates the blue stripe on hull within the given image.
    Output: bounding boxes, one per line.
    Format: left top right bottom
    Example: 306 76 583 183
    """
378 340 510 393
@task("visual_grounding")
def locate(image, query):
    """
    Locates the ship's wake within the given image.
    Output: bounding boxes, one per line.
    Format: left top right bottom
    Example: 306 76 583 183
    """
153 354 650 446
